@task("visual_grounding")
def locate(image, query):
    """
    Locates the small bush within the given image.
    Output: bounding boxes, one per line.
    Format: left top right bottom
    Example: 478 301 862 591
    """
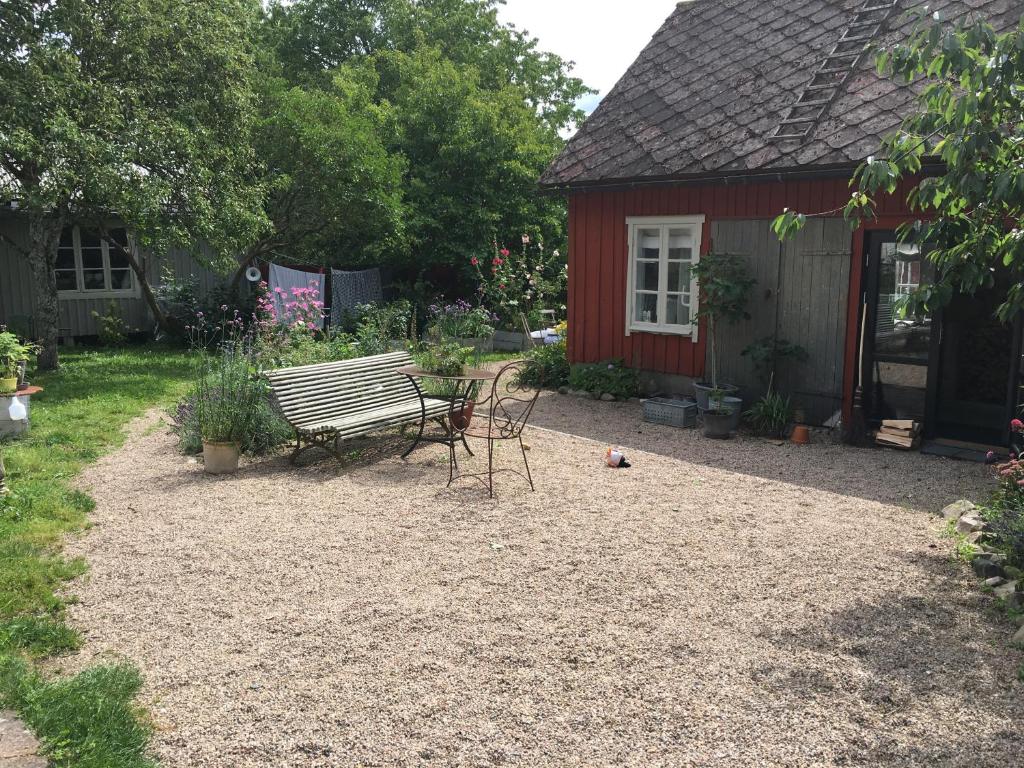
519 339 569 389
354 301 412 356
170 388 290 456
568 359 637 399
90 301 131 346
744 391 793 437
255 330 358 370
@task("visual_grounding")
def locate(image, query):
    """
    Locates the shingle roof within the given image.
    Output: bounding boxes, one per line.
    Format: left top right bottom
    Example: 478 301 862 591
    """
541 0 1021 188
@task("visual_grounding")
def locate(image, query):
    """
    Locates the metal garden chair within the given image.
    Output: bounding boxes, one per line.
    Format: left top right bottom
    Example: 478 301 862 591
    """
462 360 541 497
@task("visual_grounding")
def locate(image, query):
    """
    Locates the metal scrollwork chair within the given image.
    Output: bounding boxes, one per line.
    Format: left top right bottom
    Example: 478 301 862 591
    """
462 360 541 497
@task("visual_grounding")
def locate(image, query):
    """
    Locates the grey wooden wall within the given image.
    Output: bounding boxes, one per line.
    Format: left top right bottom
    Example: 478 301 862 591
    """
0 213 224 337
708 218 851 425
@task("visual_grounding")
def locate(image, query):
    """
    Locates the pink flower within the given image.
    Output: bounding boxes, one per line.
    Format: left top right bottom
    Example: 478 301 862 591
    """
1012 418 1024 432
471 256 479 266
500 248 510 257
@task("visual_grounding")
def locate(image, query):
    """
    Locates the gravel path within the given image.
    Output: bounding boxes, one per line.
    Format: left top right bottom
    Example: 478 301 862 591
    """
61 393 1023 767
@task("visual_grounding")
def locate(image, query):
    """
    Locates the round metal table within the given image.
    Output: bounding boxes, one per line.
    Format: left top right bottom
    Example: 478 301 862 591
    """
396 365 496 485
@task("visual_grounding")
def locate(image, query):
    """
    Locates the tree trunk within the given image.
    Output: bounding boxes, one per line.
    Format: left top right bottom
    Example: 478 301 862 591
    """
26 211 64 371
100 230 170 334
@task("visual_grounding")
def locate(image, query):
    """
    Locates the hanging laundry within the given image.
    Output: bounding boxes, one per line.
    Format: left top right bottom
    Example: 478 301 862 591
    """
331 268 383 326
268 264 326 329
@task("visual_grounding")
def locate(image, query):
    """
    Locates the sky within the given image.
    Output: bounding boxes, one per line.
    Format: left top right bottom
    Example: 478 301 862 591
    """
495 0 680 115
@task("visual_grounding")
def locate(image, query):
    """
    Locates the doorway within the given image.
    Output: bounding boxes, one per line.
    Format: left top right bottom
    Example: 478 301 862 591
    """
862 231 1020 447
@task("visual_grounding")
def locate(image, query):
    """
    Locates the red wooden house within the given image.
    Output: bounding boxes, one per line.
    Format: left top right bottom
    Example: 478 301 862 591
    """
540 0 1021 450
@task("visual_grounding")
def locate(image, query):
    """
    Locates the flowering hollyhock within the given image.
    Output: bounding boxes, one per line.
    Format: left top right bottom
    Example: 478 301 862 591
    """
500 248 510 257
1012 418 1024 432
470 256 479 266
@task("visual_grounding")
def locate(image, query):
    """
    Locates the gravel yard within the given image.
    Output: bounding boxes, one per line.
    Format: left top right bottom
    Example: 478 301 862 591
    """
62 393 1023 767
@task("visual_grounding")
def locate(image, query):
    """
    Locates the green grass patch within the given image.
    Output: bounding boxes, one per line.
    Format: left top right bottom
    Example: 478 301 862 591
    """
0 345 191 766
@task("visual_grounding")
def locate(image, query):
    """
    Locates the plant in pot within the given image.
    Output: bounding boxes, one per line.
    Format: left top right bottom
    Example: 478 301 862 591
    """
691 251 755 436
741 336 807 438
743 380 794 439
192 339 266 474
426 300 496 353
414 341 478 429
0 332 34 394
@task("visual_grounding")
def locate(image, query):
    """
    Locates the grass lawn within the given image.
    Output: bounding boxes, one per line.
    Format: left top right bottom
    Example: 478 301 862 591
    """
0 346 192 768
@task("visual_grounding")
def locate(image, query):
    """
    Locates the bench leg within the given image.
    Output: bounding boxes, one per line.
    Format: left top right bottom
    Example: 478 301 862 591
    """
290 431 343 465
401 414 427 459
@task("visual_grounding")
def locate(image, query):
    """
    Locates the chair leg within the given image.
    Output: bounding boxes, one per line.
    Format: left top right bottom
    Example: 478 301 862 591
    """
461 433 474 457
488 439 494 498
289 432 303 465
519 435 534 491
447 440 457 487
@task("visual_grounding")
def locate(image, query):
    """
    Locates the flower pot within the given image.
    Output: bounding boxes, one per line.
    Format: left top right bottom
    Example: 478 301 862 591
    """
202 441 240 474
455 337 494 354
702 410 734 439
493 330 529 351
0 377 17 395
708 394 743 431
790 425 810 445
450 400 475 431
693 381 738 411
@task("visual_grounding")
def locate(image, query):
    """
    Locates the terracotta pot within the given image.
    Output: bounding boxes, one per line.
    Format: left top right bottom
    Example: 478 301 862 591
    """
0 377 17 395
202 441 240 474
790 425 811 445
450 401 476 431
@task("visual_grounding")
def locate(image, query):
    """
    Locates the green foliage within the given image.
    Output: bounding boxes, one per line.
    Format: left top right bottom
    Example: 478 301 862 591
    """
743 391 793 438
0 347 192 765
426 300 495 340
0 656 155 768
569 359 638 399
691 251 755 389
772 11 1024 321
263 0 589 276
354 301 413 356
190 342 271 446
520 340 569 389
471 235 567 330
0 331 33 378
90 302 131 347
255 330 359 371
741 336 809 387
414 341 474 377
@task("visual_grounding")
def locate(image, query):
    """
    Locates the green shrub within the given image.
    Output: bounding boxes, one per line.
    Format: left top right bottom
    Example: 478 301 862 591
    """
519 340 569 389
255 330 358 370
90 301 131 346
568 359 637 398
744 391 793 437
354 301 412 356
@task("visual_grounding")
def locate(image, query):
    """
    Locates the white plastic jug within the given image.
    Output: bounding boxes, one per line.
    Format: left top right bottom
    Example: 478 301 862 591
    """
8 396 26 422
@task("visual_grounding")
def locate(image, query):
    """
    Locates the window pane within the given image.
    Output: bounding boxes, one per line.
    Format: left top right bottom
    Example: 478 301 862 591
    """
668 262 691 293
108 246 130 269
58 228 74 248
636 260 659 292
666 294 690 325
109 268 132 290
108 228 128 247
55 270 78 291
634 292 658 324
638 228 660 259
668 228 695 261
80 246 103 270
55 246 76 270
83 269 106 290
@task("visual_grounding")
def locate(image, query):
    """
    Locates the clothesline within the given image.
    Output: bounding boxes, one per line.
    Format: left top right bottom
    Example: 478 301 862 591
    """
264 261 383 330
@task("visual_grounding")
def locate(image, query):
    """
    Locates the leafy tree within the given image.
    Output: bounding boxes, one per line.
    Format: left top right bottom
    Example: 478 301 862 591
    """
236 69 406 279
773 10 1024 322
264 0 589 288
0 0 267 368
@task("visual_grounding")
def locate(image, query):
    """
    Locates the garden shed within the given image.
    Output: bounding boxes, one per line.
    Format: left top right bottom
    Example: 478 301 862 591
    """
540 0 1021 447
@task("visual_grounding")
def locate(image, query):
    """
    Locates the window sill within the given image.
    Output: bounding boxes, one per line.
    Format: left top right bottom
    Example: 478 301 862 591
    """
628 324 696 338
58 290 140 301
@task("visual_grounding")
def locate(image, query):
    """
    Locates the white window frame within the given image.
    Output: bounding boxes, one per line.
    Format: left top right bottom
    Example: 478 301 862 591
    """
625 215 704 338
56 225 140 300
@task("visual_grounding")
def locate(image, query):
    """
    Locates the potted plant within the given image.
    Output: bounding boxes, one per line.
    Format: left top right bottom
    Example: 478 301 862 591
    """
691 250 755 435
414 341 478 428
0 331 33 394
193 340 265 474
743 385 793 439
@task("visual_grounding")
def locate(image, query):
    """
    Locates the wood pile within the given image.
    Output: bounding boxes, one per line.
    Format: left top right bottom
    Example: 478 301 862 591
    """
874 419 921 450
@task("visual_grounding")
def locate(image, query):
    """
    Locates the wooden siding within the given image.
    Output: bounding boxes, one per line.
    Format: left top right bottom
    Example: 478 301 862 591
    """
566 176 919 415
0 214 223 336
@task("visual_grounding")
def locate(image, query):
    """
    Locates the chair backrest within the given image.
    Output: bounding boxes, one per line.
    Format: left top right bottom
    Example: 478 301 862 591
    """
266 351 418 426
482 360 541 439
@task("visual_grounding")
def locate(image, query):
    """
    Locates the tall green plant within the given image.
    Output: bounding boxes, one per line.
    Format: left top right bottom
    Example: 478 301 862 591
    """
192 342 267 446
691 251 755 391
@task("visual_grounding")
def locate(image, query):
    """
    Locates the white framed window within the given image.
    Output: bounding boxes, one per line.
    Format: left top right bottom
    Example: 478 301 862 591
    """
625 215 704 337
55 225 139 299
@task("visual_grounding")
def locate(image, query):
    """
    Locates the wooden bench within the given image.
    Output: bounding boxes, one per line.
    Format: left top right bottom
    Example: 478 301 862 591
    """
266 351 451 464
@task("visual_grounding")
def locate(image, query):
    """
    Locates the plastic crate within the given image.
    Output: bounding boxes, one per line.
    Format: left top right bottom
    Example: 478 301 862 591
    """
643 397 698 428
